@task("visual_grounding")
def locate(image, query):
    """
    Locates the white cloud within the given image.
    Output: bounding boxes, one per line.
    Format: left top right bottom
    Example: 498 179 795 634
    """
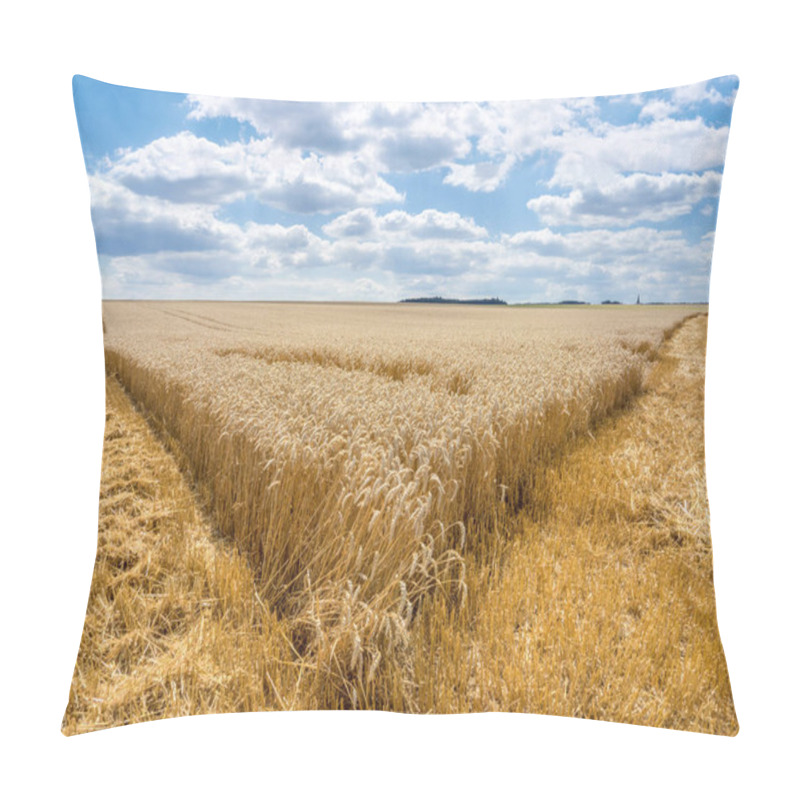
244 222 316 252
637 81 735 122
443 155 517 192
249 148 404 213
188 96 479 173
640 99 677 120
107 133 249 203
91 83 734 302
472 99 584 159
98 206 715 303
549 117 732 187
88 175 241 255
176 92 733 210
323 208 488 241
91 156 717 303
320 208 376 238
672 80 732 107
105 132 403 214
187 95 582 177
89 175 338 274
528 171 723 227
187 97 364 154
505 226 713 271
99 88 737 245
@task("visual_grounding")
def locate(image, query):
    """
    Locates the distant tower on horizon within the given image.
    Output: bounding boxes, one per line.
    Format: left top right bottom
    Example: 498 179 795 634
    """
636 293 641 305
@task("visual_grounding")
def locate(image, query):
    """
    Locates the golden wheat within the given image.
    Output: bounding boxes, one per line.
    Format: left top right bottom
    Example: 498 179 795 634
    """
409 314 736 733
95 301 697 709
62 376 302 734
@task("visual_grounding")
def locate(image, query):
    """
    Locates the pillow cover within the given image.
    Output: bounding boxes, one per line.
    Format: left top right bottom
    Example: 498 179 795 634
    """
64 75 738 735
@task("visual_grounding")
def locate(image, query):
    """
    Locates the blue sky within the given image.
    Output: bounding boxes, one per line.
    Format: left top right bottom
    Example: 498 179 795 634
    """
74 75 737 302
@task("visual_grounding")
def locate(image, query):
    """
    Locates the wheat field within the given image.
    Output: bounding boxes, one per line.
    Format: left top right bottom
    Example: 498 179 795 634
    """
63 302 736 734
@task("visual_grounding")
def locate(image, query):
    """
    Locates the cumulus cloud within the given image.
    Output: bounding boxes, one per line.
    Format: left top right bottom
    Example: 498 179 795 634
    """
528 171 723 227
188 96 479 173
505 226 712 271
181 91 732 210
471 99 580 159
672 80 732 107
549 117 732 187
97 199 715 303
89 79 736 301
89 174 337 273
378 133 469 172
187 95 580 177
639 99 677 120
187 97 365 154
250 155 403 214
106 133 249 203
323 208 488 241
639 83 733 120
104 133 403 214
244 222 316 252
88 175 240 255
637 80 737 123
443 155 517 192
91 156 717 302
321 208 376 238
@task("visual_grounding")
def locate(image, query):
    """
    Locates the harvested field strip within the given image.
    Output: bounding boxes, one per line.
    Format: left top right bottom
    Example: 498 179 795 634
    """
412 314 738 732
62 376 300 735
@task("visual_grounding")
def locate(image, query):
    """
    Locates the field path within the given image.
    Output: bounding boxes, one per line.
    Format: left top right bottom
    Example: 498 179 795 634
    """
417 314 738 733
62 376 298 735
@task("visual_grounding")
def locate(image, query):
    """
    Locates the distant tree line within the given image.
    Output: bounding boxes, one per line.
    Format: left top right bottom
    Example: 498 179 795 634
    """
400 296 508 305
398 296 707 307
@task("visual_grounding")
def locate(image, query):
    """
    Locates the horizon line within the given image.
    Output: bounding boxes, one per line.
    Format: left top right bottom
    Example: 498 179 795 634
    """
100 298 712 306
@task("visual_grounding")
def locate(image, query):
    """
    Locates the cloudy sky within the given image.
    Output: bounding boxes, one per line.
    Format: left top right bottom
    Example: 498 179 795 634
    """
74 75 737 303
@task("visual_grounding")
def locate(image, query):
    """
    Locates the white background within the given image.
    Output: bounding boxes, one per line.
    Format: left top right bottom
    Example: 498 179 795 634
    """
2 1 797 797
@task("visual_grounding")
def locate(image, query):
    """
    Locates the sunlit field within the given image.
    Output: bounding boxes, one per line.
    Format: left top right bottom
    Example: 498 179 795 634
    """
63 302 736 734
